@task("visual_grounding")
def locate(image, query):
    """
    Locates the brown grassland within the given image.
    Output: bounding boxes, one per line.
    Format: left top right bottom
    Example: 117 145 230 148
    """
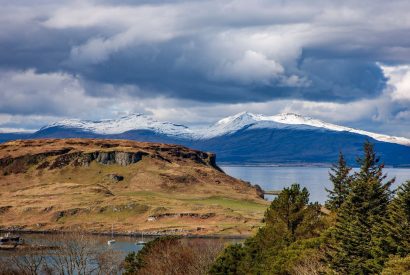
0 138 267 236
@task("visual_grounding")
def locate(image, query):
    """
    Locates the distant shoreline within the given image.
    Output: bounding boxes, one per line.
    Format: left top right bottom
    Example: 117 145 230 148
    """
0 229 249 240
219 163 332 168
218 163 410 168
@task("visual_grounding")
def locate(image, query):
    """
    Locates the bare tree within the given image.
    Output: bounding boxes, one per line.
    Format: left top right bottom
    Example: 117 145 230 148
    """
47 231 123 275
136 238 225 275
0 231 123 275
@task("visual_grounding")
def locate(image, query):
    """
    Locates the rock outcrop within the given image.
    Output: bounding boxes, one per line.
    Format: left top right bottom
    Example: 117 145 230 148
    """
0 139 220 174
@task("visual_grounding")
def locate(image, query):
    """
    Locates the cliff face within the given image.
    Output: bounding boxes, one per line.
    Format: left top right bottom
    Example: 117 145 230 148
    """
0 139 219 175
0 139 266 236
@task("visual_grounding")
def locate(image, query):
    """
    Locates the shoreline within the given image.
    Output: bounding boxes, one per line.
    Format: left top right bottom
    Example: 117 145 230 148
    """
218 163 408 168
0 229 249 240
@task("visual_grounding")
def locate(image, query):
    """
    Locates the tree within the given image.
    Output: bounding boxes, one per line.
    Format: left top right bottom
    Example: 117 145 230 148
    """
209 243 246 275
325 151 352 211
264 184 323 242
354 141 395 191
327 141 394 273
210 184 325 274
125 236 224 275
124 236 181 274
381 255 410 275
383 181 410 257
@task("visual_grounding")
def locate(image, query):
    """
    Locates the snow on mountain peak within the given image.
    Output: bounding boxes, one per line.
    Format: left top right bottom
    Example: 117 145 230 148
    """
40 112 410 146
204 112 410 146
42 113 191 136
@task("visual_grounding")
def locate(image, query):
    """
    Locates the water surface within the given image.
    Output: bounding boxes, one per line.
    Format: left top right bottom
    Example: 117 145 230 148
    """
220 166 410 203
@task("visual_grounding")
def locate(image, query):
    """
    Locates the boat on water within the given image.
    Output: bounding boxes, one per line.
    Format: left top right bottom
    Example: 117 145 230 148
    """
0 233 23 249
135 232 146 246
107 225 116 245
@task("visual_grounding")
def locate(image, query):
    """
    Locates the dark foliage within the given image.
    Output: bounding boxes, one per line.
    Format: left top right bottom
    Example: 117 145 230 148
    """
325 151 353 211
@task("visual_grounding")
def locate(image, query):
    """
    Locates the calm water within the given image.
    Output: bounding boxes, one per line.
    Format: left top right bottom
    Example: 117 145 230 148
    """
220 166 410 203
0 233 239 257
0 233 152 257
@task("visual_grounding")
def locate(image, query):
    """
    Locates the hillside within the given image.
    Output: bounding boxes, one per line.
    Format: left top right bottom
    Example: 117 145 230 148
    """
0 139 267 236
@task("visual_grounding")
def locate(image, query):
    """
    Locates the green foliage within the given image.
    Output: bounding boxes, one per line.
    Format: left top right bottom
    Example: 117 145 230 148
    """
267 237 327 274
209 243 246 275
212 142 410 274
381 255 410 275
210 184 326 274
123 236 181 275
326 151 352 211
327 141 394 274
355 141 395 189
384 181 410 257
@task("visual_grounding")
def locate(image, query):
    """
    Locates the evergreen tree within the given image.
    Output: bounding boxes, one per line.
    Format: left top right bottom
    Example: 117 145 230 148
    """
327 141 394 273
326 151 352 211
209 243 246 275
384 181 410 257
264 184 323 242
210 184 325 274
354 141 395 190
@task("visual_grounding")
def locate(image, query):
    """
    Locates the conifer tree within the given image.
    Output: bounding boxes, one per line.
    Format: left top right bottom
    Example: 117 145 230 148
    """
325 151 352 211
327 141 394 273
384 181 410 257
355 141 395 190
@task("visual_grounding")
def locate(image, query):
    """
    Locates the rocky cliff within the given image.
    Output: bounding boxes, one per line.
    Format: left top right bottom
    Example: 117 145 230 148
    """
0 139 220 174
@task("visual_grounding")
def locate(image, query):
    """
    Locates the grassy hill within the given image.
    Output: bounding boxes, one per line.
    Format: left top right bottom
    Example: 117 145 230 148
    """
0 138 267 236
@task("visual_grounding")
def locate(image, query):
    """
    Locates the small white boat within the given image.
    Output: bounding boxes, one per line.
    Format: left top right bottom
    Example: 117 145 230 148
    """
107 224 115 245
135 232 146 245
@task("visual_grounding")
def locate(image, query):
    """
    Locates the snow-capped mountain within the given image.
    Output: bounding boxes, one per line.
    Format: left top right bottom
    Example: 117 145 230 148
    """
41 113 193 138
3 112 410 166
198 112 410 146
39 112 410 146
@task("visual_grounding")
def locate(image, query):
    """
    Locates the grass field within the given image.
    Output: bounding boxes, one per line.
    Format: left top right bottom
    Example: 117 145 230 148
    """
0 139 268 236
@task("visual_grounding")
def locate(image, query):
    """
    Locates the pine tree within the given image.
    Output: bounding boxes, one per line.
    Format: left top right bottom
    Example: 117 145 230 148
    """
354 141 395 190
327 179 375 273
325 151 352 211
264 184 323 242
327 141 394 273
384 181 410 257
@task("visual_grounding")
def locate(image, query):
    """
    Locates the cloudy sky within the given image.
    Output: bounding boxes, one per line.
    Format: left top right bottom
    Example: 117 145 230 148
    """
1 0 410 136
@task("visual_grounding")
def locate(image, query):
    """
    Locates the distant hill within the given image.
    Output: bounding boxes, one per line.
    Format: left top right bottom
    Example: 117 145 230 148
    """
0 138 266 235
2 112 410 166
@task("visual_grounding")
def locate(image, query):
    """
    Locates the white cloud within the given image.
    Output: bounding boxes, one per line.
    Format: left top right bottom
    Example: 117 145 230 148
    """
0 69 102 116
213 50 284 84
380 64 410 101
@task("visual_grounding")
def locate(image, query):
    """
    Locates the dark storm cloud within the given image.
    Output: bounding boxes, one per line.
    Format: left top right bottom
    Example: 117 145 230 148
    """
0 0 410 136
2 0 407 105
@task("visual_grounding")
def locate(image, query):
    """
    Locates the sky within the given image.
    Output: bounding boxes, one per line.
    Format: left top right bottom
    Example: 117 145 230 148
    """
0 0 410 137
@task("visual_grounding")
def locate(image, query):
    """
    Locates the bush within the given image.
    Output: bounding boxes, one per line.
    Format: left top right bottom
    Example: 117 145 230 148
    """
382 255 410 275
124 236 225 275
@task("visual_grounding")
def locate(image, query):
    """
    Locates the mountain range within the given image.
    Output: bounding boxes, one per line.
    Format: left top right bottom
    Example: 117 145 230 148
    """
2 112 410 166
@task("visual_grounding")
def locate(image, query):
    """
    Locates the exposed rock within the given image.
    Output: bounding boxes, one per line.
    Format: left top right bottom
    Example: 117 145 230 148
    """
147 212 216 221
0 139 223 174
42 206 53 213
1 148 72 174
0 206 12 215
36 160 50 170
107 174 124 182
53 208 89 221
